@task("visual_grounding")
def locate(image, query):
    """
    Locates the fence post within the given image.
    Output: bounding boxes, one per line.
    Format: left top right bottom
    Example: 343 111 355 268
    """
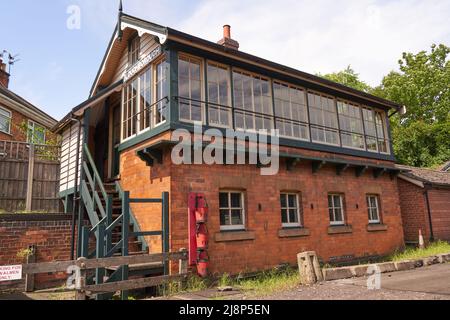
25 144 35 212
162 192 170 276
25 245 37 292
178 248 188 290
75 258 87 301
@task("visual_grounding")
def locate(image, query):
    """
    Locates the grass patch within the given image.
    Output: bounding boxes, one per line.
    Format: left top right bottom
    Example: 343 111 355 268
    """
234 268 300 298
388 241 450 262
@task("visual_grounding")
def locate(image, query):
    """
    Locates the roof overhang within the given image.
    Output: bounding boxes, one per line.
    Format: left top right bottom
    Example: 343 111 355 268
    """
0 89 57 128
53 80 123 133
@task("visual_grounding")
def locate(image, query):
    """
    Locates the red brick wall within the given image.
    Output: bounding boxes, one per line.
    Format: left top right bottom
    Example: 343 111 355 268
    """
119 133 405 275
428 188 450 241
0 108 28 142
0 215 75 291
397 179 429 243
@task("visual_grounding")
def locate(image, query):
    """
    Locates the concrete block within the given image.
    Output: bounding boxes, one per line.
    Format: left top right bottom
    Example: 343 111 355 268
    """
322 267 353 281
437 253 450 263
376 262 396 273
394 260 416 271
350 265 369 277
297 251 323 285
422 256 439 266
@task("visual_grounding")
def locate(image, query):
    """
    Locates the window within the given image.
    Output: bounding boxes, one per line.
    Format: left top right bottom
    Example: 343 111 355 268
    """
178 55 203 123
337 101 365 150
280 193 302 228
219 192 245 231
233 70 273 132
139 68 152 132
155 59 168 125
328 194 345 226
27 120 46 144
122 78 138 140
367 195 381 224
362 107 378 152
375 111 389 154
128 35 140 65
308 92 340 145
0 107 11 134
207 62 231 128
274 82 309 140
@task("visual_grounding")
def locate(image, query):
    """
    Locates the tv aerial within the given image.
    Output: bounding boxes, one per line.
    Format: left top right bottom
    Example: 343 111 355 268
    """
1 50 21 74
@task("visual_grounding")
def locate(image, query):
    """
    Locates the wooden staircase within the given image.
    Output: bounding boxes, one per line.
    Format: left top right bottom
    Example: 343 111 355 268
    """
77 144 169 300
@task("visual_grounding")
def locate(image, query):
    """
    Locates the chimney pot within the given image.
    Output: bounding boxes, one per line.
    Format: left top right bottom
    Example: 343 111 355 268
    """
223 25 231 39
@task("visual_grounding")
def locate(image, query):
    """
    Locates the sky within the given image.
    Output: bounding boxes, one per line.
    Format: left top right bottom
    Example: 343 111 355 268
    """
0 0 449 120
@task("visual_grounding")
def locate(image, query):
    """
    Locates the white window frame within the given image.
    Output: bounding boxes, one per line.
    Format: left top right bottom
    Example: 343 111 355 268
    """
178 54 205 125
121 57 168 143
367 195 381 224
0 106 11 135
273 80 310 142
154 58 168 128
328 194 345 226
27 120 46 144
128 35 141 65
219 191 246 231
308 91 340 147
337 100 366 151
280 193 302 228
206 61 232 129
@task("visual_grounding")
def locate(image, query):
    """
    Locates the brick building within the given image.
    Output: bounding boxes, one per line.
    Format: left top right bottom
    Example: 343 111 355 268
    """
55 10 407 276
0 58 57 144
397 165 450 244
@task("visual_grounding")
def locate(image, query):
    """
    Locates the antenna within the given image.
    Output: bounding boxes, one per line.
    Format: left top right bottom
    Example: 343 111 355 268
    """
1 50 20 74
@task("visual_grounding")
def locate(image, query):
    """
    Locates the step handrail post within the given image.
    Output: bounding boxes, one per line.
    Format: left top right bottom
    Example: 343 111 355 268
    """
162 192 170 276
105 195 113 253
121 191 130 300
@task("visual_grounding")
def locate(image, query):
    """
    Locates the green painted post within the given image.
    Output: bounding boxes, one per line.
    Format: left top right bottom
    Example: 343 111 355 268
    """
121 191 130 300
162 192 170 276
95 223 106 301
106 195 113 253
80 226 90 258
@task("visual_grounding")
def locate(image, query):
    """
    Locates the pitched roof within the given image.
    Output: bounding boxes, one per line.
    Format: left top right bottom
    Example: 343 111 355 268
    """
0 85 57 128
438 161 450 172
397 164 450 187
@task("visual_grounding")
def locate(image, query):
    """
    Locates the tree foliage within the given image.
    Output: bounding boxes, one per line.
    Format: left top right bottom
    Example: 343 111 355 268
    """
320 44 450 168
318 66 373 93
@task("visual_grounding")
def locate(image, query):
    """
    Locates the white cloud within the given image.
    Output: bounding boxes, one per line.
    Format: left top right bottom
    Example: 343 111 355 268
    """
177 0 450 86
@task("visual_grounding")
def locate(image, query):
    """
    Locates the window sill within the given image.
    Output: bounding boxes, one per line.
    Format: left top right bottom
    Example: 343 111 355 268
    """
278 227 310 238
215 231 255 243
367 224 388 232
328 225 353 235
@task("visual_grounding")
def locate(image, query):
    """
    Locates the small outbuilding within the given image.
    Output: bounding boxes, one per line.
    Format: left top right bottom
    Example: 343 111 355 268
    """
397 165 450 244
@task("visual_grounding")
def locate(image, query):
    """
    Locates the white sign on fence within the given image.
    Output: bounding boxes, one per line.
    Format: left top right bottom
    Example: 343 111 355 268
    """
0 265 23 282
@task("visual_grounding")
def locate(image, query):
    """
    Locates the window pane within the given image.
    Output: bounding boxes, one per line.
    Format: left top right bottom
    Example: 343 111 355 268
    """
333 196 341 208
231 209 243 225
230 193 241 208
289 209 299 223
329 208 335 222
281 209 288 224
334 208 343 222
288 195 296 208
219 193 229 208
280 194 287 208
220 209 230 226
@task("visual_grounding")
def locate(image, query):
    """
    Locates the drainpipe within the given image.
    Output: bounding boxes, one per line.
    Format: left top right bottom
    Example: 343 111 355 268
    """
424 184 435 242
69 114 82 260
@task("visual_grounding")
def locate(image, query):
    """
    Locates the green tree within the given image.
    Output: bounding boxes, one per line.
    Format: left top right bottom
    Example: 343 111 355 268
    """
376 44 450 167
375 44 450 126
318 66 373 93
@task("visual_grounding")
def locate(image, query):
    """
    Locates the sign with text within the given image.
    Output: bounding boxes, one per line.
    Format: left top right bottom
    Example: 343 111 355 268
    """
0 265 23 282
123 46 162 82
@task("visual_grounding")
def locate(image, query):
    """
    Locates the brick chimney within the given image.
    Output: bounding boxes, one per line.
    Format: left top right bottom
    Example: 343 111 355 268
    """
0 58 9 88
217 25 239 50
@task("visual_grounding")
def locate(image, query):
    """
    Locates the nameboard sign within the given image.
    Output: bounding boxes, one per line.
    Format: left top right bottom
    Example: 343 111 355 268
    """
0 265 22 282
123 46 162 82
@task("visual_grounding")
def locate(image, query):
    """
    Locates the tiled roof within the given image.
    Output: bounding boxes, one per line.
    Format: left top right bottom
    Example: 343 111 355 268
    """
397 164 450 186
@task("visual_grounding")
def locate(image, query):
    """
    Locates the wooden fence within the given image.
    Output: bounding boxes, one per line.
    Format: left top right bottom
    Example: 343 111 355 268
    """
19 249 188 300
0 140 62 212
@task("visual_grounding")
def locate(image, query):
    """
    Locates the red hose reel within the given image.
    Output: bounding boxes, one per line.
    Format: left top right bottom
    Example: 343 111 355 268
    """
188 193 209 277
